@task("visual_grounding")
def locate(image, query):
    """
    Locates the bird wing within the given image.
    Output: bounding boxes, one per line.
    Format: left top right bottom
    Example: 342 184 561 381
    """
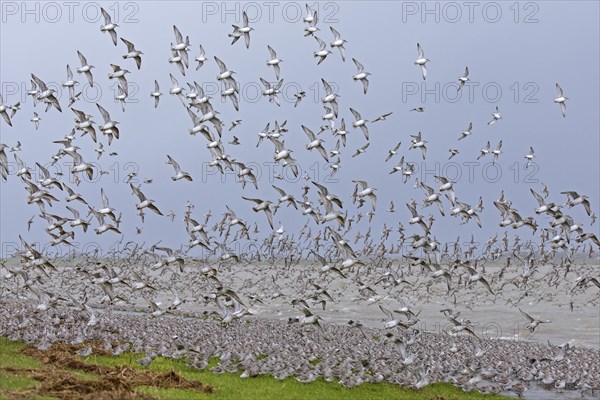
315 36 326 50
349 108 361 120
330 26 341 40
167 155 181 173
378 304 394 320
214 56 227 73
316 145 329 162
417 42 424 58
352 58 364 72
242 196 262 205
173 25 183 43
530 189 545 207
96 103 110 123
302 125 316 141
100 7 112 24
121 37 135 51
272 185 285 197
353 180 368 190
519 308 534 322
100 188 110 208
77 51 88 67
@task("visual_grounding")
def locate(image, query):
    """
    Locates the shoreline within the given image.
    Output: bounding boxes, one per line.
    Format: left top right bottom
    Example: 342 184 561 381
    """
1 299 598 399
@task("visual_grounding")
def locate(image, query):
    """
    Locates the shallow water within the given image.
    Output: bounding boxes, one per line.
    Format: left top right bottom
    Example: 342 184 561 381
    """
142 262 600 349
517 386 600 400
3 259 597 348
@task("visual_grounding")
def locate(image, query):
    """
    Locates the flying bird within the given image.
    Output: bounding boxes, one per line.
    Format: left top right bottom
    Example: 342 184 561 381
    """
166 155 193 181
0 95 13 126
329 27 348 61
266 45 283 80
195 45 207 70
414 43 429 80
554 83 568 117
352 58 371 94
230 11 254 48
519 308 551 332
150 80 162 108
242 197 274 229
314 36 332 65
302 125 329 161
100 7 118 45
76 51 95 87
121 38 143 69
457 66 469 91
488 106 501 125
349 108 369 140
524 147 535 168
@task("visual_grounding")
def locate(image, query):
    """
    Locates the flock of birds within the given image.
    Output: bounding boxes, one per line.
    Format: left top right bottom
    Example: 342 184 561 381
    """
1 4 599 397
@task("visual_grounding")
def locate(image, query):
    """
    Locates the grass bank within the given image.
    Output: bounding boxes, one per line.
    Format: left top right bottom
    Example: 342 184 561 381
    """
0 337 510 400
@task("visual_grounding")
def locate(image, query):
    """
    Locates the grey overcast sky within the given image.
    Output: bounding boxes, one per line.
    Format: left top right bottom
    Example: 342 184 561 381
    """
1 1 598 256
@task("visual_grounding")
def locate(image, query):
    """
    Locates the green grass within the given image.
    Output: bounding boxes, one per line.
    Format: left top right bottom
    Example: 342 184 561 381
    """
0 337 43 399
0 337 510 400
0 371 38 391
0 337 43 369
